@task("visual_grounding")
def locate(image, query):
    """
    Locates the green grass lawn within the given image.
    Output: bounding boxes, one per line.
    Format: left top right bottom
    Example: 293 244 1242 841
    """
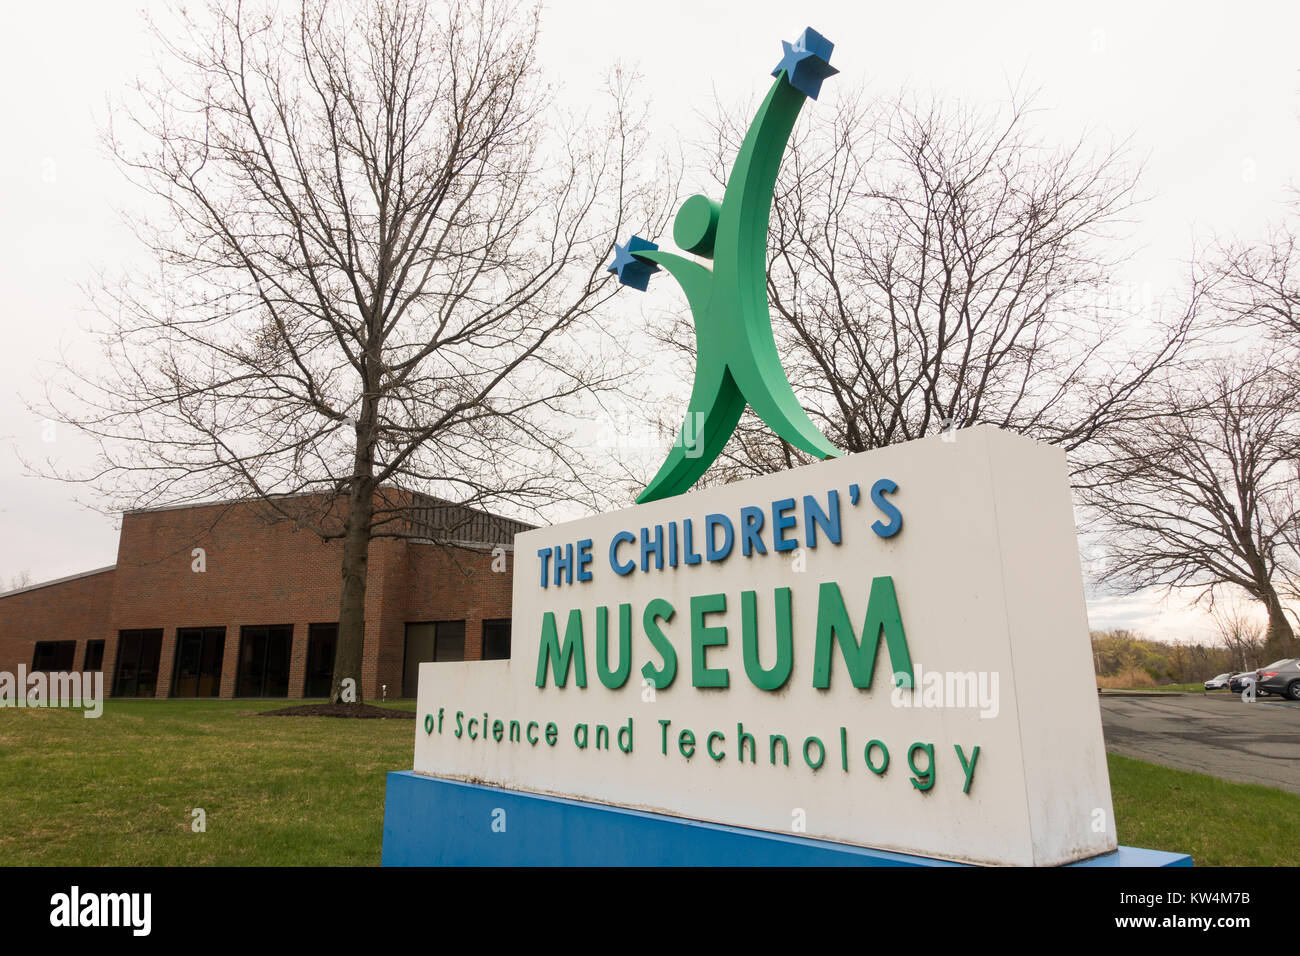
1107 752 1300 866
1 700 1295 865
0 699 417 866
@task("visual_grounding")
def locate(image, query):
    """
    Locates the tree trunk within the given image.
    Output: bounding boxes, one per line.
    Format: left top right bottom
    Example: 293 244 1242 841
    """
331 477 374 705
330 480 373 704
331 403 378 705
1263 589 1298 658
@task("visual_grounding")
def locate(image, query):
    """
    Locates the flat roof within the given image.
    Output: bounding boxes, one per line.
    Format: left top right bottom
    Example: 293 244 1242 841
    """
0 565 116 599
123 488 537 528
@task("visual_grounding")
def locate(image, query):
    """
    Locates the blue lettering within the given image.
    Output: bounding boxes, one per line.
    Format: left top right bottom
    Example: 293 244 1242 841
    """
772 498 798 552
640 525 664 572
740 505 767 556
705 513 734 562
609 531 636 575
804 490 842 547
870 479 903 538
576 538 594 582
683 518 702 565
554 542 573 586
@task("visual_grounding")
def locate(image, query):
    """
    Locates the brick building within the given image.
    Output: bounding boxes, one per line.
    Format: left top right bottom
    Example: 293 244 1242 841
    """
0 490 528 700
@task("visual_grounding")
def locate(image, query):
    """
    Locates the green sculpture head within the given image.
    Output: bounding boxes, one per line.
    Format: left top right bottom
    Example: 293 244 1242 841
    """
673 194 722 259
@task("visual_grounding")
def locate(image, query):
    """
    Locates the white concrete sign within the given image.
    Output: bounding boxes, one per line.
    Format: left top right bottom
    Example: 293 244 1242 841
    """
413 426 1116 865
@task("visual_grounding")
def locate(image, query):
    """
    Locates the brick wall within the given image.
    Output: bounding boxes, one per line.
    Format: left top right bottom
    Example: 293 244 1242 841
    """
403 541 514 661
0 494 518 701
0 568 116 676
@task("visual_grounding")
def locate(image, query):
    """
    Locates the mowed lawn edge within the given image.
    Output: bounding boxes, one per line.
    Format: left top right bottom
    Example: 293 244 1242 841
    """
0 701 1294 866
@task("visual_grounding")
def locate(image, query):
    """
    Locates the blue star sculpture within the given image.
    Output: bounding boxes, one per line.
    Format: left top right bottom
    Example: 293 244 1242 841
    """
771 27 838 100
607 235 660 291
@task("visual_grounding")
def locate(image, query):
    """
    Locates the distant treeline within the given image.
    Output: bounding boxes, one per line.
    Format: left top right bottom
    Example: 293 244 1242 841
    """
1090 629 1264 687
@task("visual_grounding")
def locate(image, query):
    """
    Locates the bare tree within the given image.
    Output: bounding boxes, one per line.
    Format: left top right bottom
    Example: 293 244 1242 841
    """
1081 358 1300 656
1194 205 1300 626
1209 595 1266 671
648 86 1192 484
33 0 670 705
1208 218 1300 353
5 571 34 593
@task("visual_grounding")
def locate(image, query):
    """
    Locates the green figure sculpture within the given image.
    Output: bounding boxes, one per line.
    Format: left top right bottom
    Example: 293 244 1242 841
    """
608 27 843 504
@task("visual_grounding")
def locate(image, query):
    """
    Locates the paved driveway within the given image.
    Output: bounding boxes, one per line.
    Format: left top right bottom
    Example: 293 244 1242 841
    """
1099 693 1300 795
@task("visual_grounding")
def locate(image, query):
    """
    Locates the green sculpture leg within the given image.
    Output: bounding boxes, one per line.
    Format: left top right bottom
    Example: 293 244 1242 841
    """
709 73 842 463
713 75 808 348
729 355 839 460
637 364 746 503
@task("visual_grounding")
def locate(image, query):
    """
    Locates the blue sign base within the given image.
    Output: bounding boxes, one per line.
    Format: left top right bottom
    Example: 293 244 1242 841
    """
380 771 1192 867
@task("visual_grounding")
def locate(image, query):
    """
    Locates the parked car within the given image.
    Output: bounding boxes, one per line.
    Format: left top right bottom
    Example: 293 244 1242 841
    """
1203 672 1232 690
1255 659 1300 700
1229 672 1257 695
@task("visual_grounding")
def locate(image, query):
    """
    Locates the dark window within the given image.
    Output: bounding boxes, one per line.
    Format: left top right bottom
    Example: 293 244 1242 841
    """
113 629 163 697
32 641 76 672
482 619 511 660
402 620 466 697
236 624 293 697
83 640 105 671
171 627 226 698
403 623 434 698
303 624 337 698
435 621 466 662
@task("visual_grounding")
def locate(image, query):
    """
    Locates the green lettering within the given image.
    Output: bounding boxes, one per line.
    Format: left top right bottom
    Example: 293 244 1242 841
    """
641 598 678 689
812 577 913 689
742 587 793 690
535 609 588 688
865 739 889 775
955 744 980 794
678 728 696 758
737 723 756 763
908 742 935 791
597 604 633 689
706 731 726 761
691 592 729 688
803 736 825 770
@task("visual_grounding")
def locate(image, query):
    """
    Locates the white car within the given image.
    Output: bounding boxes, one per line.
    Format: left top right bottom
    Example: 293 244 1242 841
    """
1203 672 1232 690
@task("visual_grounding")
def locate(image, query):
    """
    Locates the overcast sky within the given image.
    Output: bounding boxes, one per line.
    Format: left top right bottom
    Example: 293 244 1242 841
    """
1 0 1296 642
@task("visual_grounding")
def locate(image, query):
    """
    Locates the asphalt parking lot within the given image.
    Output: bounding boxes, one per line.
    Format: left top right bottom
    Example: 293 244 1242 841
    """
1100 692 1300 795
